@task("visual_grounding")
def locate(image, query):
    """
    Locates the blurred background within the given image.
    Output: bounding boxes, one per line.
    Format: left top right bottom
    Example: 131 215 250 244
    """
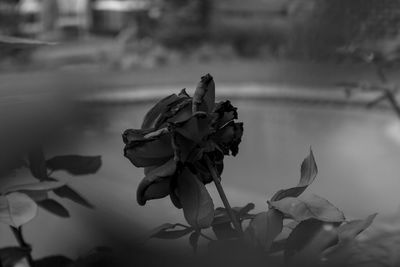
3 0 400 263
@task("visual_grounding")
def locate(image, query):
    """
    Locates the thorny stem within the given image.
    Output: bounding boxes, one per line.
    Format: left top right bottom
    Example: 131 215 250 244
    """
10 226 34 267
205 156 243 236
175 224 215 241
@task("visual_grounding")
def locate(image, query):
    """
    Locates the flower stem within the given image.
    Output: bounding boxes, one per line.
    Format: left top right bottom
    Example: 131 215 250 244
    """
11 226 34 267
205 156 243 235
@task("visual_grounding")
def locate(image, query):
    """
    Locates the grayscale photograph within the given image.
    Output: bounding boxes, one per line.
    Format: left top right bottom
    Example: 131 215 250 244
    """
1 1 400 266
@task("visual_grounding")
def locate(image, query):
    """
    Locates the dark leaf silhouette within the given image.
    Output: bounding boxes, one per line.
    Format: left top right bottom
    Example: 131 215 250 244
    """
269 195 345 223
28 148 47 180
271 149 317 201
148 223 193 240
35 255 73 267
0 193 37 227
245 209 283 250
212 222 238 240
0 247 30 267
177 168 214 229
189 231 201 253
38 199 70 218
54 185 94 209
46 155 101 175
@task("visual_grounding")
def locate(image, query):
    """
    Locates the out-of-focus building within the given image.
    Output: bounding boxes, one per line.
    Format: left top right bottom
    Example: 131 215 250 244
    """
0 0 20 35
4 0 151 38
210 0 315 33
91 0 149 33
206 0 315 55
18 0 90 37
19 0 43 36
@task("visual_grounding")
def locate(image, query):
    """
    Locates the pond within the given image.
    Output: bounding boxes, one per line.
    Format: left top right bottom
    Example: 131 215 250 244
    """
2 99 400 258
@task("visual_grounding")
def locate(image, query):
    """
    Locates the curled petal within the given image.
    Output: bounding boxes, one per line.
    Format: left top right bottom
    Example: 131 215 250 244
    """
123 129 174 167
171 132 197 163
170 112 214 143
141 94 182 129
137 159 177 205
213 100 238 129
144 165 158 176
143 179 171 201
213 122 244 156
195 152 224 184
156 93 193 128
193 161 213 184
142 89 192 129
193 74 215 113
165 99 193 124
123 128 154 143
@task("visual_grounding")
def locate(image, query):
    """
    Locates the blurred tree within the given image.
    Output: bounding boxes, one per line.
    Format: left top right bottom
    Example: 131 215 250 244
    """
290 0 400 60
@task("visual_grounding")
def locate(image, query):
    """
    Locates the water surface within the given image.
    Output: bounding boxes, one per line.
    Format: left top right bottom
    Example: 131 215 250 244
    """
2 100 400 258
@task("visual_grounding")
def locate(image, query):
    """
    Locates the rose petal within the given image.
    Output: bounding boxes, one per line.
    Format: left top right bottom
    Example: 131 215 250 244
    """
144 165 158 176
156 97 192 128
193 74 215 113
213 100 238 129
165 99 192 124
213 122 244 156
123 128 154 143
143 179 171 201
170 113 213 143
171 132 197 163
193 161 213 184
141 94 181 129
123 129 174 167
137 159 177 205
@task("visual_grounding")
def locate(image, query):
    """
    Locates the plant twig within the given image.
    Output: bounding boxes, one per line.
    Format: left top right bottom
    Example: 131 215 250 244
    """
10 226 34 267
373 65 400 119
205 156 243 235
384 89 400 119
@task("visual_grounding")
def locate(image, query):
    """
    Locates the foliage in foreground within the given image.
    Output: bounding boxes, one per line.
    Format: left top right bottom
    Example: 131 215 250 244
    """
0 149 102 267
123 74 383 267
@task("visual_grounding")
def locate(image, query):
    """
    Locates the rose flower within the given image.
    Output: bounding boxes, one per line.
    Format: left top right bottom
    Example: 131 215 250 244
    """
122 74 243 209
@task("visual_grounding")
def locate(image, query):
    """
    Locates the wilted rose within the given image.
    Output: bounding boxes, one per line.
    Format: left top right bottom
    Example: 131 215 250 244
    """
123 74 243 207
